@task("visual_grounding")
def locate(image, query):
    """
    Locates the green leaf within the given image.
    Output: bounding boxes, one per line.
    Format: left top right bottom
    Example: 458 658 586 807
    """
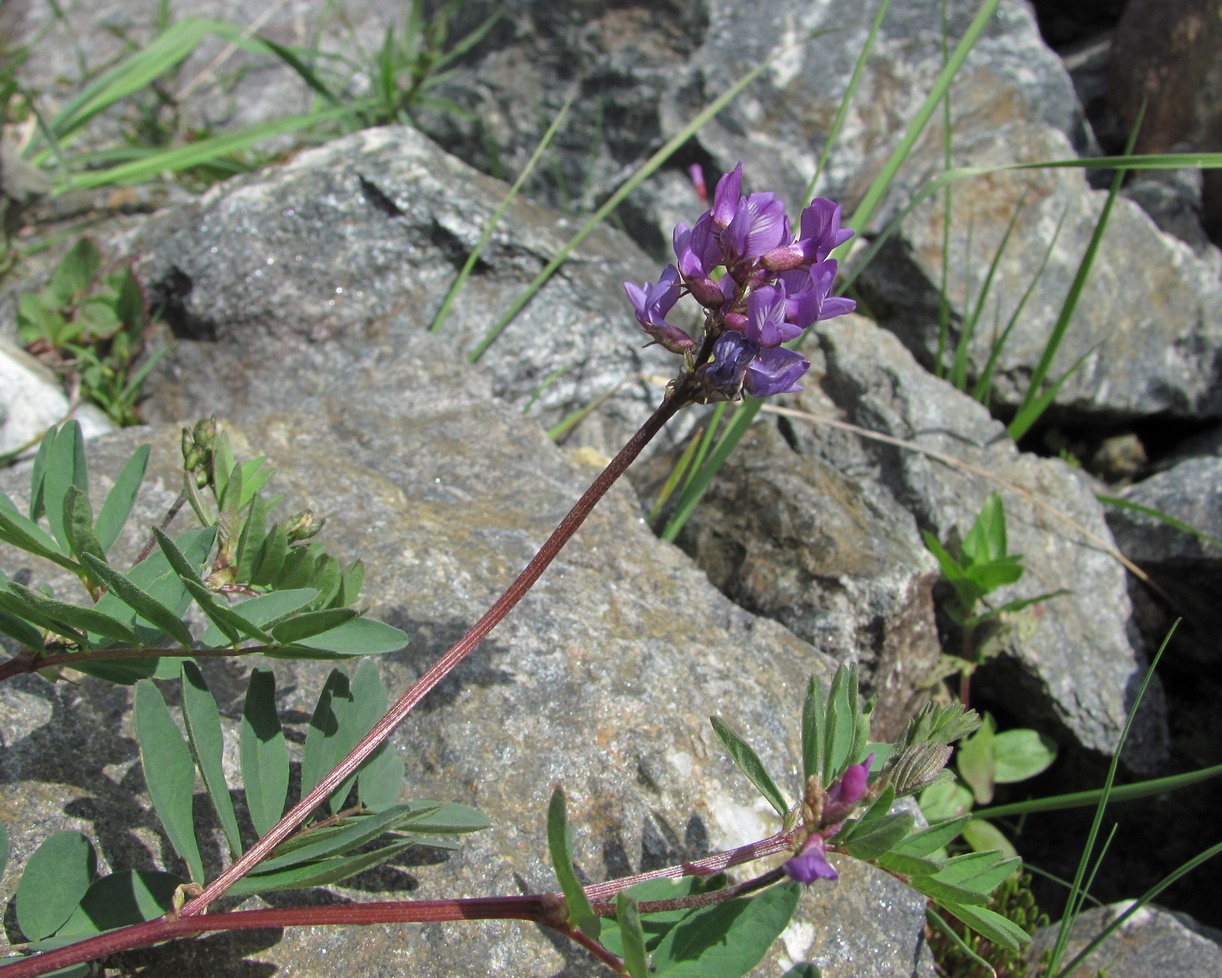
0 577 47 650
182 579 270 646
962 818 1017 859
709 716 789 817
992 728 1057 783
271 615 408 657
0 495 73 567
547 787 600 939
801 675 825 784
56 869 180 937
0 587 88 646
63 485 106 567
956 715 996 805
48 239 101 302
823 664 859 786
199 588 318 647
935 850 1021 894
255 805 418 873
961 493 1007 565
270 607 359 646
241 667 289 837
94 445 150 553
394 800 490 834
650 882 800 977
617 891 649 978
27 426 56 521
82 553 194 648
250 523 288 586
299 669 357 812
350 660 405 808
43 421 89 552
939 902 1030 951
134 680 205 883
181 661 242 860
15 831 96 941
599 877 717 957
225 838 416 897
891 816 971 858
920 774 974 820
7 581 140 645
839 811 915 861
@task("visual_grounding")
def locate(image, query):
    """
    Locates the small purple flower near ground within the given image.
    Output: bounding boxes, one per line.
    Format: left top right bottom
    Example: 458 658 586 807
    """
784 833 840 884
623 162 857 403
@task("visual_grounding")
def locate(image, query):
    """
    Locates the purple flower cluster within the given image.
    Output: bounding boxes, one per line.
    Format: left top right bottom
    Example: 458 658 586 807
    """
624 163 856 401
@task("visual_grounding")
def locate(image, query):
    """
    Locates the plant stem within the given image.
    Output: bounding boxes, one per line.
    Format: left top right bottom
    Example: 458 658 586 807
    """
0 851 788 977
180 385 692 916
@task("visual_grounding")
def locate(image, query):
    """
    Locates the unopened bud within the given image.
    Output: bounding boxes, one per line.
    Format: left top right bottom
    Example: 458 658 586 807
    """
284 510 325 542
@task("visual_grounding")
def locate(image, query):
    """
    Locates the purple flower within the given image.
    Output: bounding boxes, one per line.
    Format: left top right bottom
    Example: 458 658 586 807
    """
784 833 839 884
673 214 727 308
721 192 789 279
743 284 803 346
797 198 855 264
623 266 694 354
822 753 874 827
711 162 744 228
744 345 809 397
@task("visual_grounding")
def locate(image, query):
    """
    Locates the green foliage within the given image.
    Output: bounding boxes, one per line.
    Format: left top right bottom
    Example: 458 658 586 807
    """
8 656 488 945
0 420 408 682
16 238 165 427
927 871 1051 978
547 787 601 939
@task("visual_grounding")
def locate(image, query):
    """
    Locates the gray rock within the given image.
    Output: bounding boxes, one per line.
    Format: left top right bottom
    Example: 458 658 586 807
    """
0 330 935 976
1029 903 1222 978
413 0 1080 239
805 313 1167 769
0 339 114 457
852 122 1222 422
114 124 681 459
1107 455 1222 664
657 420 942 740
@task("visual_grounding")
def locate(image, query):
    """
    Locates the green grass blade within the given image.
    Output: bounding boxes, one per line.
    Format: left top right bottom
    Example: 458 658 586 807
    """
972 206 1068 403
1096 495 1222 550
1047 621 1175 968
804 0 890 201
181 661 242 860
134 680 205 883
1007 115 1142 441
53 103 369 193
430 95 573 335
1052 839 1222 978
973 762 1222 820
467 44 787 361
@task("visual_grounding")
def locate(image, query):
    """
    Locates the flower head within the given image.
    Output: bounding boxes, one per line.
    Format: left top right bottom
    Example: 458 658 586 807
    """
623 162 857 404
